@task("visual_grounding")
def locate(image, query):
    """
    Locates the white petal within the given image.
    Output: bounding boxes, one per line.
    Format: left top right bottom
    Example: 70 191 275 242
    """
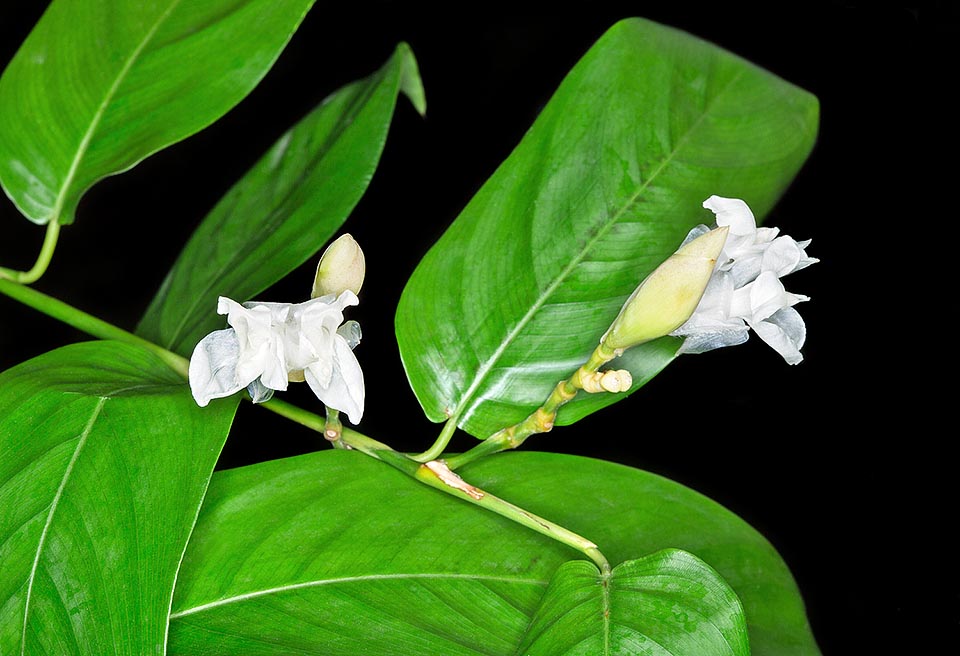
702 196 757 237
728 283 755 320
188 329 246 406
219 296 287 390
670 269 749 352
304 335 365 424
678 223 713 247
292 293 362 377
216 296 243 316
747 271 791 322
682 271 735 324
337 320 362 350
750 306 807 364
256 340 290 391
246 378 275 404
754 226 780 244
726 249 765 287
333 289 360 310
675 325 750 354
761 235 820 277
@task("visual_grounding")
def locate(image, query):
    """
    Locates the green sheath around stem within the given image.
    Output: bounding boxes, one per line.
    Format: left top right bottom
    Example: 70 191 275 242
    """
446 342 621 470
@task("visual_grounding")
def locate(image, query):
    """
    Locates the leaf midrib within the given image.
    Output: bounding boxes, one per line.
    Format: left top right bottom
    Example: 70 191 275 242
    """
602 570 611 654
19 396 105 655
169 572 548 619
453 70 746 429
50 0 184 223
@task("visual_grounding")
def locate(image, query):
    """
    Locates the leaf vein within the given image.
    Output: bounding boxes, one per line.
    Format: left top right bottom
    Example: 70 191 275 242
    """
19 396 106 655
170 572 548 619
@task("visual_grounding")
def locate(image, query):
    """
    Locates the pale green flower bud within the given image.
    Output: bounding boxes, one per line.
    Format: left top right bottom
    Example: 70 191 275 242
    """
601 226 729 351
312 234 366 299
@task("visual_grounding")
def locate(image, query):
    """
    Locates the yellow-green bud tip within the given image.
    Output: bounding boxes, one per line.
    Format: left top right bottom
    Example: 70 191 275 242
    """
601 226 729 351
312 234 366 298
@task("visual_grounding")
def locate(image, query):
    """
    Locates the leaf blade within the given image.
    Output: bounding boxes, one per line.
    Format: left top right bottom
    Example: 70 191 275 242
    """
0 0 316 225
0 341 238 655
169 450 553 655
168 450 819 655
395 18 818 438
137 43 424 354
518 551 749 656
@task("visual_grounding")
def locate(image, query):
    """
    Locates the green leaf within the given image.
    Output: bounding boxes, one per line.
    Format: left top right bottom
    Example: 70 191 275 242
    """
0 0 317 225
168 451 549 656
168 450 819 655
395 17 819 438
0 341 238 655
519 551 748 655
137 43 425 355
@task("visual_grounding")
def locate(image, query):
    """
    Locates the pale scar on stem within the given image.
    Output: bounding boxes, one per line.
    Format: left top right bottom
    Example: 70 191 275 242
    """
424 460 485 500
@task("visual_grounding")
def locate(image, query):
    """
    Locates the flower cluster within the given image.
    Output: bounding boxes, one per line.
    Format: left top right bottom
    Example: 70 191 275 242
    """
188 234 367 423
188 291 365 423
670 195 818 364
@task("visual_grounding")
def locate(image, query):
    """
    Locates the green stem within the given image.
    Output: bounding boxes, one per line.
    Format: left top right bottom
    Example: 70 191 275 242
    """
0 221 61 284
446 342 619 470
414 460 610 573
322 406 348 449
411 416 459 463
258 399 608 569
0 277 188 377
259 397 393 456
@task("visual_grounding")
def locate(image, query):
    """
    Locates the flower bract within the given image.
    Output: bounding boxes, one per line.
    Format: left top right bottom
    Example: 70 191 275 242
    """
601 226 728 350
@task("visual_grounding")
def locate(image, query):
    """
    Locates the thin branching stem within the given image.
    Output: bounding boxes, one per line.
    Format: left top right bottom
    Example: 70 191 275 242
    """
411 416 459 462
0 221 61 284
0 276 188 376
0 278 612 572
445 343 619 470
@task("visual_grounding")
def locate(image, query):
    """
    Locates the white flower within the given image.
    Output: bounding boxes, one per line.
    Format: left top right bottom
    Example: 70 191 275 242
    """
670 195 818 364
188 290 365 423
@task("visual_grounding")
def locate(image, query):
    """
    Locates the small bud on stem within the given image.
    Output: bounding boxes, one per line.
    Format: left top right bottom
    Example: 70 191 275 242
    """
312 234 366 299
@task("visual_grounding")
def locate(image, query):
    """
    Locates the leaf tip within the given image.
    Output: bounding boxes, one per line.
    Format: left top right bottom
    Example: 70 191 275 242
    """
396 42 427 117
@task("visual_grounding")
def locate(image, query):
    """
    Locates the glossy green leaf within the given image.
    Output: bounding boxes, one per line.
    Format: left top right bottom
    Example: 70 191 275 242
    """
395 17 819 438
137 43 425 355
0 341 238 655
0 0 316 225
169 450 819 655
519 551 748 655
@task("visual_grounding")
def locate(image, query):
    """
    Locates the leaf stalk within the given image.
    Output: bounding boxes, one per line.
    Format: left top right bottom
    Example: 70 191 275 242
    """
411 416 459 462
0 221 61 284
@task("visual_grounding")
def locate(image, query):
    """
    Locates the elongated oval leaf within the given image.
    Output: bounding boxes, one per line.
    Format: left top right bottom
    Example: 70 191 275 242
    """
0 0 316 225
168 451 555 655
136 43 425 355
0 341 238 655
519 551 748 655
168 450 819 655
395 17 819 438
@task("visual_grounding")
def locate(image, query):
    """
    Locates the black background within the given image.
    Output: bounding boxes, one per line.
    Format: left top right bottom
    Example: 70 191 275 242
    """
1 2 955 653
